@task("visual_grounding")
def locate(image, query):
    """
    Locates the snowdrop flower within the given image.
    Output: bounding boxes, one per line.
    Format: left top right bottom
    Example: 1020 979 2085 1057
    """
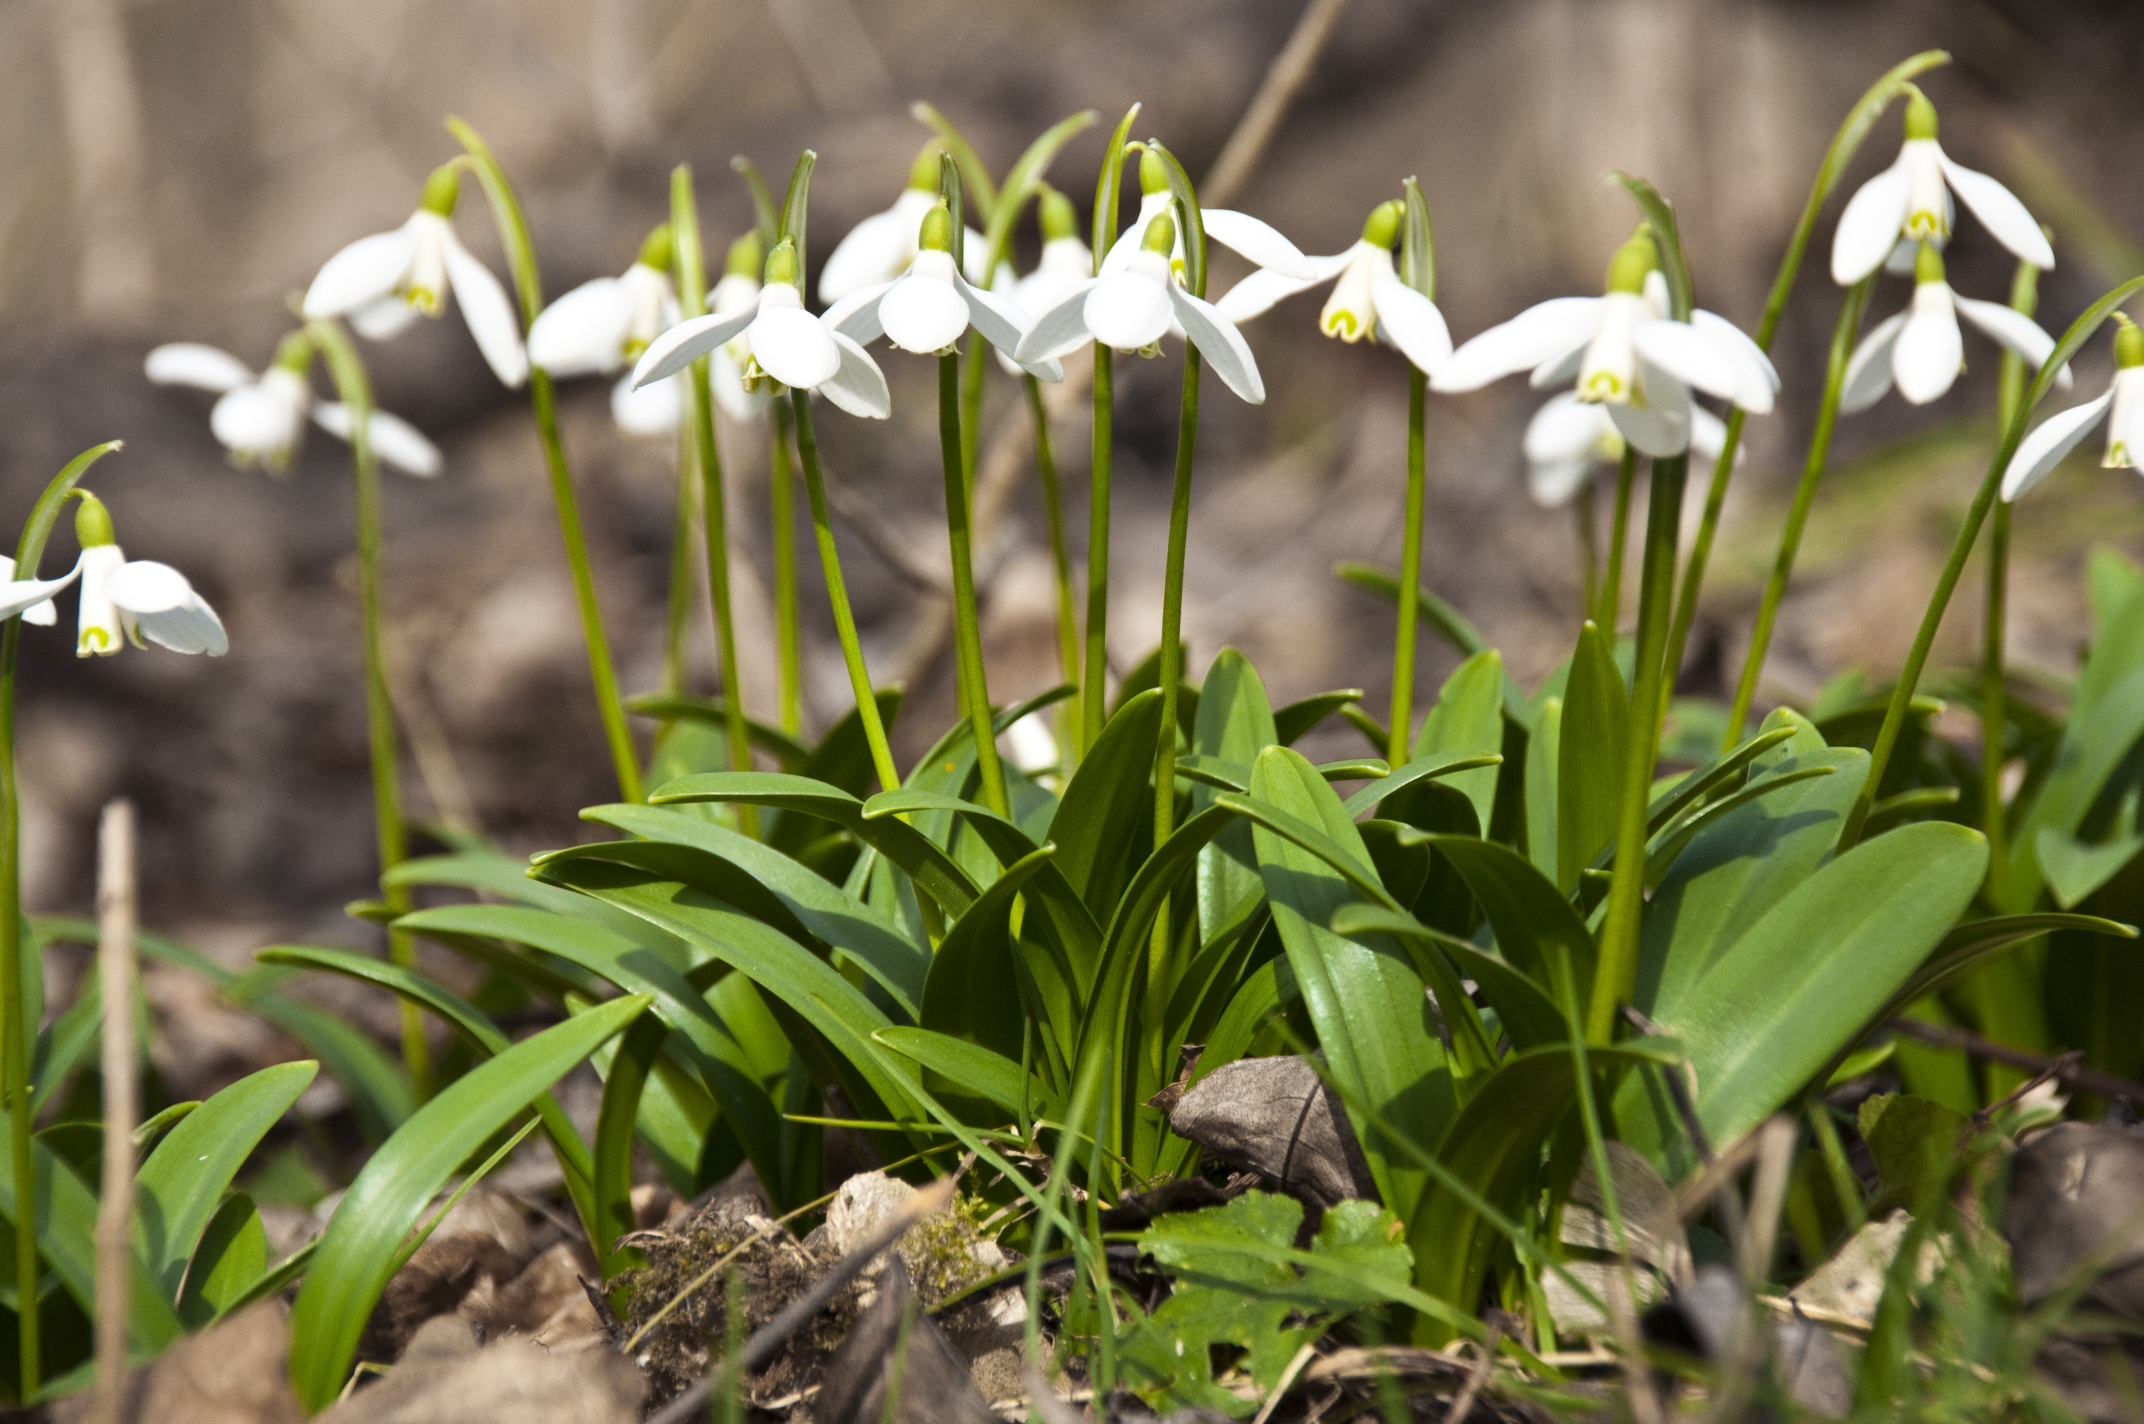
526 224 687 437
990 186 1093 378
0 557 67 627
1841 243 2065 412
2002 315 2144 501
823 200 1062 381
71 495 227 658
1014 211 1265 404
146 334 442 477
1832 86 2053 287
1099 148 1314 284
1522 392 1735 507
818 143 991 305
1434 227 1778 458
301 164 529 389
705 232 771 424
1216 199 1453 376
630 238 890 419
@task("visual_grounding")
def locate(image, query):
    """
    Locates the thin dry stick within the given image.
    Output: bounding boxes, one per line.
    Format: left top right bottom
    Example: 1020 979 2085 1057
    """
645 1179 955 1424
1200 0 1355 208
89 799 138 1424
1887 1018 2144 1108
1444 1325 1501 1424
1249 1339 1321 1424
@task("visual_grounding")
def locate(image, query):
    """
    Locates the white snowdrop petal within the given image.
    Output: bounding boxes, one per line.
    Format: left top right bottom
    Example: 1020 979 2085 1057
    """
710 348 768 423
2002 389 2111 501
146 344 254 393
103 559 195 614
1689 405 1735 465
1099 192 1171 276
1523 392 1610 463
443 238 529 388
1434 298 1605 392
1892 297 1965 405
1369 274 1453 376
1214 267 1325 323
1830 158 1914 285
960 230 992 289
366 409 443 476
879 273 971 354
302 225 418 318
817 209 912 305
1634 319 1765 412
134 596 228 657
1691 309 1781 402
1840 312 1910 414
0 559 81 624
612 372 684 435
1170 285 1265 404
1954 295 2058 371
1199 209 1315 280
527 277 634 376
1528 342 1589 390
1936 151 2054 271
749 306 843 390
211 384 303 456
818 333 892 420
824 281 897 347
633 309 758 387
1610 367 1692 458
1084 272 1174 352
1015 279 1103 363
957 274 1060 380
1528 455 1594 508
350 297 422 341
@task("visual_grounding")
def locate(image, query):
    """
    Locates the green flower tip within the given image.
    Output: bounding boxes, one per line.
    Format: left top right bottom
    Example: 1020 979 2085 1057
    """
907 141 943 192
1140 210 1177 257
918 201 955 254
637 224 675 273
1038 185 1079 242
1139 145 1167 196
1362 200 1404 250
2114 313 2144 369
1903 84 1938 141
724 230 764 280
1913 240 1946 286
763 237 800 289
1604 226 1658 295
271 330 314 375
74 492 115 549
419 162 461 217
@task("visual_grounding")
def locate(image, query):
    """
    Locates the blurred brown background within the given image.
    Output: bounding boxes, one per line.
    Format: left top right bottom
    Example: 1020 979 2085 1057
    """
5 0 2143 971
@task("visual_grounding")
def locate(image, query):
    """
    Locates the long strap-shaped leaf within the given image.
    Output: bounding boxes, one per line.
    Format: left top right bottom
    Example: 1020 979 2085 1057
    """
288 994 649 1411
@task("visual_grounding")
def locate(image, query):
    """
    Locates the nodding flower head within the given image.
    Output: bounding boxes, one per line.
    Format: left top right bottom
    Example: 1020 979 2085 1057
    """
817 141 991 304
1843 238 2067 414
2002 312 2144 501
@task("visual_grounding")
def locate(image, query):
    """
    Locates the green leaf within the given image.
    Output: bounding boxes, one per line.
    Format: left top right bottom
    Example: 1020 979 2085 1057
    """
1526 696 1563 880
1052 689 1168 920
1092 103 1141 268
222 980 412 1146
176 1193 269 1329
1274 689 1362 746
135 1060 316 1302
1415 650 1505 831
32 968 104 1115
591 1012 665 1275
1340 749 1503 819
873 1027 1052 1120
1867 912 2138 1040
1324 904 1496 1086
777 149 815 271
1330 905 1563 1053
979 109 1097 270
1610 172 1691 320
1248 747 1450 1211
287 995 649 1411
649 772 979 918
1858 1092 1971 1217
921 848 1056 1066
1195 651 1279 946
1558 621 1627 893
1421 836 1595 1015
912 103 996 221
1642 764 1840 889
623 694 812 769
1618 822 1988 1171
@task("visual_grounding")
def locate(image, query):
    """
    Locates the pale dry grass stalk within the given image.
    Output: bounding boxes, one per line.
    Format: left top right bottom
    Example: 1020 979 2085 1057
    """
89 797 137 1424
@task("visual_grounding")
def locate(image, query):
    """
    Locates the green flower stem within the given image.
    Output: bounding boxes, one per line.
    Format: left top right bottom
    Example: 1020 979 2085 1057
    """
2 440 119 1397
941 351 1008 817
1658 52 1952 713
1025 373 1081 758
770 398 803 738
1982 260 2038 909
1081 347 1115 756
960 337 985 497
1723 276 1874 746
1596 446 1637 631
1841 275 2144 852
672 165 755 833
310 322 428 1096
1589 454 1687 1044
791 389 900 793
663 424 696 700
1145 353 1203 1073
1389 367 1428 765
449 121 643 804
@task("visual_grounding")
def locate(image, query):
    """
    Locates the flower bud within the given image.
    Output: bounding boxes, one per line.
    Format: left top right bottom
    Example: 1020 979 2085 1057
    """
1913 240 1946 286
74 492 116 549
1604 226 1658 295
638 223 675 273
1140 211 1177 257
270 329 314 376
2115 313 2144 370
763 237 801 290
1903 84 1938 142
1038 186 1079 243
918 200 955 254
907 141 943 192
725 230 764 280
419 162 461 218
1138 145 1167 196
1362 200 1404 251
